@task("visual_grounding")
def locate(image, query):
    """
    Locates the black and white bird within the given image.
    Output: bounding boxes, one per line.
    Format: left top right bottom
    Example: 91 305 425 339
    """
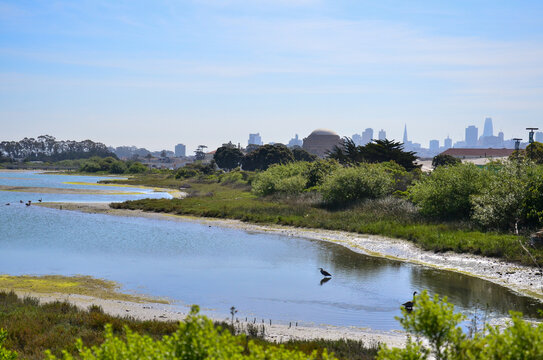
319 267 332 277
38 198 42 203
402 291 417 311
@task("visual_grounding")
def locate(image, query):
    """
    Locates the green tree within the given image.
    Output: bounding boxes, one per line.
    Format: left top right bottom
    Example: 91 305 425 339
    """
328 138 419 171
432 154 461 168
291 146 317 162
526 141 543 164
214 146 243 171
241 144 294 171
408 163 486 220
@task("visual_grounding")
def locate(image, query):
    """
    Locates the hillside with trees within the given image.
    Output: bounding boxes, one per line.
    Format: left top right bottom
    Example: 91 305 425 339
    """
0 135 114 161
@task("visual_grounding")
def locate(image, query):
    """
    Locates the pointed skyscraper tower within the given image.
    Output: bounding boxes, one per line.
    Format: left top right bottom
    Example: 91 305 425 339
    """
403 124 408 144
483 117 493 137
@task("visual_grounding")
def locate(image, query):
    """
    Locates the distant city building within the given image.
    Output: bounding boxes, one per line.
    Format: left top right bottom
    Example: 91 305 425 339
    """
361 128 374 145
287 134 303 148
483 117 494 137
498 131 505 143
303 129 342 158
175 143 186 157
444 137 452 149
378 129 386 141
465 126 478 147
352 134 363 146
403 124 408 144
536 131 543 143
248 133 263 146
429 140 439 152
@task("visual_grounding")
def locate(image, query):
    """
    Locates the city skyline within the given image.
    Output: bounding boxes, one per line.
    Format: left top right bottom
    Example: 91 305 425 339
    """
2 1 543 153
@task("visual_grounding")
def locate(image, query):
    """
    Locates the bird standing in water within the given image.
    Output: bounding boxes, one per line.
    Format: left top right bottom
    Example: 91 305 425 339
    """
319 268 332 277
402 291 417 311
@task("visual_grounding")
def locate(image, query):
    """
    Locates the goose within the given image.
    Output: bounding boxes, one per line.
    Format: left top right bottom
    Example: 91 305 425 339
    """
402 291 417 311
319 267 332 277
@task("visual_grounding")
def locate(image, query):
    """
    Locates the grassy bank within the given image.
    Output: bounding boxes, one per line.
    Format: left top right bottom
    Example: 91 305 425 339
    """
0 274 168 304
109 178 543 268
0 291 378 359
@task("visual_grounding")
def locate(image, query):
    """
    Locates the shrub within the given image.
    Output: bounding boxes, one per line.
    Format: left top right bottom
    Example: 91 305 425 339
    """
252 162 311 196
408 163 486 220
45 306 338 360
304 159 341 188
471 162 527 231
320 164 395 205
432 154 461 168
377 291 543 360
126 162 147 174
0 329 17 360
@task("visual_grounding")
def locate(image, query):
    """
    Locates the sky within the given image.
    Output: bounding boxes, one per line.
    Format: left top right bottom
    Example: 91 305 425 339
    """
1 0 543 154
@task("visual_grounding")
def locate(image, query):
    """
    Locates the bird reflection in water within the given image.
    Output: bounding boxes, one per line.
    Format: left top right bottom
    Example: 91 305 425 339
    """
320 277 331 286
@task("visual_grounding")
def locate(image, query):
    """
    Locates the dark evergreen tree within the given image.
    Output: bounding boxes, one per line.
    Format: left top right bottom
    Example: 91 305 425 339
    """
214 146 243 170
432 154 461 168
241 144 294 171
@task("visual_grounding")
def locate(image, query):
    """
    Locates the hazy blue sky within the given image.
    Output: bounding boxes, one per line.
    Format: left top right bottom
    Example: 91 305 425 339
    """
1 1 543 153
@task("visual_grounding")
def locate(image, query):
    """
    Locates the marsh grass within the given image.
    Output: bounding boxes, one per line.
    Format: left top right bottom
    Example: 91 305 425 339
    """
0 292 378 360
111 180 543 267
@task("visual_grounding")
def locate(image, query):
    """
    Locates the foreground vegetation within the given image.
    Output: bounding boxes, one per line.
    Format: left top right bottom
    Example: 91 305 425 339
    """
1 291 541 359
0 292 377 360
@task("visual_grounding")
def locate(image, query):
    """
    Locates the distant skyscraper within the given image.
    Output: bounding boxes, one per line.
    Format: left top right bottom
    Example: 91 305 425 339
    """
465 126 478 147
483 117 494 137
352 134 363 146
248 133 263 146
429 140 439 152
498 131 505 144
361 128 373 145
378 129 386 141
444 137 452 149
287 134 303 148
536 131 543 143
174 143 186 157
403 124 408 144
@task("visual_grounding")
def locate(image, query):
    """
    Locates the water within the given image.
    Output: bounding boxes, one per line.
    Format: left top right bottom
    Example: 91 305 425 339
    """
0 171 541 330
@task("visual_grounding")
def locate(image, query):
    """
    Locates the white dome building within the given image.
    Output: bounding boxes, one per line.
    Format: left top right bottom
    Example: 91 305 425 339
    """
302 129 342 158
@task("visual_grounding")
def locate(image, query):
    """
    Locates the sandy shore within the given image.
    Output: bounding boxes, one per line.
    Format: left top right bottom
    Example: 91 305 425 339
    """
10 289 405 347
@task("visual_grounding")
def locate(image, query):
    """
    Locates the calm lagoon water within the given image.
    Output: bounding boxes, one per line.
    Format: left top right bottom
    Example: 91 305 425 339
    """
0 171 541 330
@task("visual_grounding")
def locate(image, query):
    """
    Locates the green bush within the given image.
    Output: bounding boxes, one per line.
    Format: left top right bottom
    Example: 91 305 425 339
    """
377 291 543 360
408 163 486 220
471 162 527 231
45 306 337 360
305 159 341 188
126 162 147 174
252 162 311 196
320 163 395 205
0 329 17 360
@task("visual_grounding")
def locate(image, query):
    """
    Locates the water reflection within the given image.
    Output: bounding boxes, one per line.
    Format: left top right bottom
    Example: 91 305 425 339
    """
320 277 331 286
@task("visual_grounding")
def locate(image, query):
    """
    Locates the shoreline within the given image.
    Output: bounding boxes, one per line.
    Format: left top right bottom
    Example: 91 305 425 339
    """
6 289 406 347
37 202 543 303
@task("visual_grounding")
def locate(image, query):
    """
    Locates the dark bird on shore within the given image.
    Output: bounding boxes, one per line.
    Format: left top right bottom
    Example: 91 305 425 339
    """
38 198 42 202
319 268 332 277
5 203 9 206
25 200 31 206
402 291 417 311
20 200 23 203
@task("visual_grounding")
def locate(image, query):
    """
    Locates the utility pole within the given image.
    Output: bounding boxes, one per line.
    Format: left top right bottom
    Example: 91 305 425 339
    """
526 128 539 144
